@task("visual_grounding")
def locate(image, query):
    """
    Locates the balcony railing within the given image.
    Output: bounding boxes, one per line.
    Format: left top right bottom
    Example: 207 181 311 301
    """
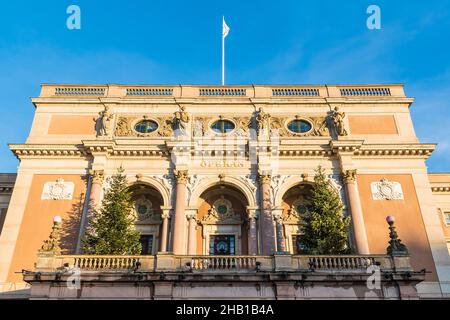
34 253 406 274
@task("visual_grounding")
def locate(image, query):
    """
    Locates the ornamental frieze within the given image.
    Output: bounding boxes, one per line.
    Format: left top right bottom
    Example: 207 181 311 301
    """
114 115 174 137
270 116 330 137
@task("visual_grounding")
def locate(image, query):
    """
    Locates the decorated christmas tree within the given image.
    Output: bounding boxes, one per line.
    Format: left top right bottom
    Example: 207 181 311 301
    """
83 167 141 255
299 166 352 254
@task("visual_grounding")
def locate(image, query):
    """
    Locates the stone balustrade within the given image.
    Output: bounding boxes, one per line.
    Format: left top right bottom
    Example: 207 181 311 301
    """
33 253 408 274
190 256 257 270
37 84 408 99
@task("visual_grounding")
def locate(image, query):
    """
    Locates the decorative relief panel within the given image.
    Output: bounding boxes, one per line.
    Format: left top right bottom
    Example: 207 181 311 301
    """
201 196 241 224
193 116 251 137
41 178 74 200
270 175 291 203
371 178 404 200
270 116 329 137
114 115 174 137
134 196 159 222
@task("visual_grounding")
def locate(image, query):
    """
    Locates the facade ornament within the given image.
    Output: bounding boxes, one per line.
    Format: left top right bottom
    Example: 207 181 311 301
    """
301 173 309 182
174 106 190 135
90 170 105 185
386 216 409 256
256 107 271 134
371 178 404 200
259 174 271 185
96 105 113 137
134 196 156 221
327 174 343 192
161 210 171 220
314 117 329 136
41 178 75 200
270 116 330 137
201 197 240 224
247 209 258 220
115 117 132 136
238 175 257 193
114 116 174 137
218 173 226 183
186 174 206 202
39 217 62 254
270 174 290 204
273 210 283 224
284 199 307 224
135 173 143 182
174 170 189 185
193 119 204 137
185 211 197 221
331 106 348 136
343 170 357 184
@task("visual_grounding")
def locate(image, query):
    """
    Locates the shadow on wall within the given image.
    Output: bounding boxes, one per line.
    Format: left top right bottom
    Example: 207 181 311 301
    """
59 194 89 254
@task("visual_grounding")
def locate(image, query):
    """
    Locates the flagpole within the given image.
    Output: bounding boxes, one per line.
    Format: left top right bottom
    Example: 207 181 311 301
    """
222 16 225 86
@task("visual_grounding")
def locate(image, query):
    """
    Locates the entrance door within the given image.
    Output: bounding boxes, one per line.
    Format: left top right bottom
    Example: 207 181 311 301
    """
209 235 235 255
139 235 154 255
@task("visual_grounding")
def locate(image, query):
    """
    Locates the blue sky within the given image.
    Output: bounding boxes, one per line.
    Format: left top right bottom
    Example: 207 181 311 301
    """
0 0 449 172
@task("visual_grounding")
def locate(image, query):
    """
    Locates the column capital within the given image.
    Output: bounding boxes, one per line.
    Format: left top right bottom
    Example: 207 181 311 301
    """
185 208 198 220
160 207 172 219
272 210 283 224
246 207 258 220
89 169 104 184
343 169 357 184
258 174 271 185
174 170 188 184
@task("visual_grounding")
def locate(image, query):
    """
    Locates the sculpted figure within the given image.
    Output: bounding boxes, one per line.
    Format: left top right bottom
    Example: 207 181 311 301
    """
331 106 348 136
96 106 113 136
174 106 190 135
256 107 271 133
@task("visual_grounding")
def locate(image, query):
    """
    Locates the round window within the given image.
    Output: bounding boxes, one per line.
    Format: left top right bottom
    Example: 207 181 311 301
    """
134 120 158 133
211 120 235 134
296 205 307 215
287 119 312 134
217 204 228 215
137 205 148 215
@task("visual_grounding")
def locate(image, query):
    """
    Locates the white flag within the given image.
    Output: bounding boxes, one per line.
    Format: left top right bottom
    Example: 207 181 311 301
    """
223 18 230 38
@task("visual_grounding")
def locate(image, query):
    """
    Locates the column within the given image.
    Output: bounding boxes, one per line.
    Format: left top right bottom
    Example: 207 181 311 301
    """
344 170 370 254
89 169 104 209
259 174 276 255
247 208 258 255
172 170 188 255
186 211 197 255
77 169 104 253
273 210 285 252
159 207 171 252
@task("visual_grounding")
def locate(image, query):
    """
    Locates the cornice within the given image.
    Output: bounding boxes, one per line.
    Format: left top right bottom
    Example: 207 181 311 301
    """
9 141 436 161
431 186 450 193
9 142 170 160
0 186 14 193
9 144 89 160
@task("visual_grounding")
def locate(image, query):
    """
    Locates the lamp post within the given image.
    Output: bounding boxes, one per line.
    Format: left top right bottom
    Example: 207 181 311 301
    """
386 215 408 256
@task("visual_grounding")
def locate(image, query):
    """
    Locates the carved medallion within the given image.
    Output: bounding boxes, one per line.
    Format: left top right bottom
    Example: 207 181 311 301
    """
41 178 75 200
371 178 404 200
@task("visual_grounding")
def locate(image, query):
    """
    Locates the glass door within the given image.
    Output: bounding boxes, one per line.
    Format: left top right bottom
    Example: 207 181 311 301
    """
209 235 235 255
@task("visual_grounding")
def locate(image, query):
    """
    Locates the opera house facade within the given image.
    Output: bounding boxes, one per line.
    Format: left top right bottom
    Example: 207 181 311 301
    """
0 83 449 299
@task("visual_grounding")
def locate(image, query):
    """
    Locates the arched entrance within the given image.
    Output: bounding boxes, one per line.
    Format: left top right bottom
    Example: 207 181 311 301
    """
281 183 313 254
128 183 164 255
196 184 249 255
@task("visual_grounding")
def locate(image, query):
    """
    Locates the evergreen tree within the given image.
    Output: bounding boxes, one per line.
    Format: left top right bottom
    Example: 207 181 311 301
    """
298 166 352 254
83 167 141 255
